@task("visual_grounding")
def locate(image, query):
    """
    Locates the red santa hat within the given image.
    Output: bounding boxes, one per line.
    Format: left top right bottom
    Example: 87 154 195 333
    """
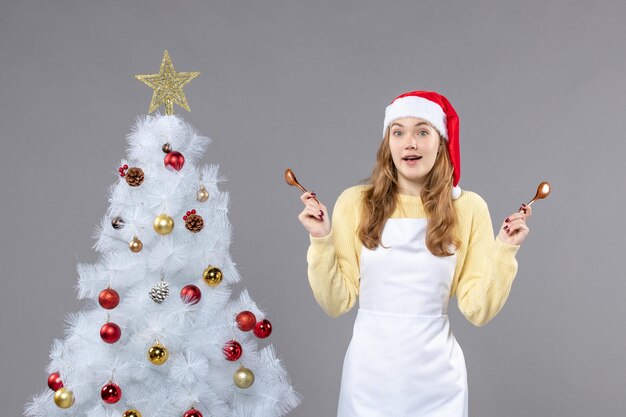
383 90 461 200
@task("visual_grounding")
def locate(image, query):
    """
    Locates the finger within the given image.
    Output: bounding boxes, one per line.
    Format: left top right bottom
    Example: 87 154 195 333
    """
504 212 525 225
297 211 309 223
519 208 531 220
524 204 532 217
307 199 327 213
507 224 529 236
299 210 320 223
300 205 322 218
504 213 526 226
504 220 528 235
507 221 525 232
300 191 317 204
503 218 524 232
299 206 314 218
517 204 532 218
306 200 323 212
306 206 324 220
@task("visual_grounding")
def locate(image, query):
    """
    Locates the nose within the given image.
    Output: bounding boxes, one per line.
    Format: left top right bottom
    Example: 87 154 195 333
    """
406 134 417 149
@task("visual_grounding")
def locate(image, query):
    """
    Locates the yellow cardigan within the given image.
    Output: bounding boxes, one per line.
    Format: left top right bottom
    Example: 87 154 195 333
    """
306 184 521 326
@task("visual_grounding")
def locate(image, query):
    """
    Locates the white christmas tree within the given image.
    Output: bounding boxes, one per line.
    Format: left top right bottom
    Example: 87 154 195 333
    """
25 51 301 417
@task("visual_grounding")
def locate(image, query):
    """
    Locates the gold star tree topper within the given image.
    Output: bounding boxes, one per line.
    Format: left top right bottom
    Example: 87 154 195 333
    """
135 50 200 115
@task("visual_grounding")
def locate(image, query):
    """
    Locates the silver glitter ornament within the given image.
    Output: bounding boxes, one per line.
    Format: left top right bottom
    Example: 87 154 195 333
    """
111 216 125 230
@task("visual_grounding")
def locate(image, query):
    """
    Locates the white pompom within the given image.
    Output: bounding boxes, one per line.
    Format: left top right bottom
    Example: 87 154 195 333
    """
451 185 462 200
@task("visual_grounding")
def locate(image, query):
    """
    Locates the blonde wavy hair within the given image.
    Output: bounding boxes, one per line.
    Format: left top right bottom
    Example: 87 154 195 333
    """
357 125 461 257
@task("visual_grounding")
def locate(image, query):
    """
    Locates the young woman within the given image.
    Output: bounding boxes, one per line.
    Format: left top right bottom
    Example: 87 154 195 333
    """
298 90 531 417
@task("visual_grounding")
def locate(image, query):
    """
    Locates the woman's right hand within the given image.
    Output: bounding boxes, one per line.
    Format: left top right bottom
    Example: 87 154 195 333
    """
298 191 331 238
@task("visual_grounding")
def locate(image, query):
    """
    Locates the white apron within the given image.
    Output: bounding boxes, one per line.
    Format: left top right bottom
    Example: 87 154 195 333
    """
337 218 468 417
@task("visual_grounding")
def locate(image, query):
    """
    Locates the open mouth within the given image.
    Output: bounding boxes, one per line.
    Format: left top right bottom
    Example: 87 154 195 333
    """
402 156 422 161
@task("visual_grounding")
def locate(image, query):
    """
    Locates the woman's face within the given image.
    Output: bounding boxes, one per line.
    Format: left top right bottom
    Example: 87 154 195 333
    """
388 117 442 193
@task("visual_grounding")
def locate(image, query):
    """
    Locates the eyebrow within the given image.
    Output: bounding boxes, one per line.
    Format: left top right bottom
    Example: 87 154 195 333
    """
390 122 430 128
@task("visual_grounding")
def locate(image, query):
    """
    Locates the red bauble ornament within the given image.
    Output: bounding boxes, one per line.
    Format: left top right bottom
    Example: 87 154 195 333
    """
253 319 272 338
101 382 122 403
98 288 120 310
183 408 203 417
100 322 121 344
47 372 63 391
223 340 243 361
236 311 256 332
180 285 202 305
164 151 185 171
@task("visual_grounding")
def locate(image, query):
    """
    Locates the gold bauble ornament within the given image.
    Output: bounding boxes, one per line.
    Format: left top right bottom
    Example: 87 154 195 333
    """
123 410 143 417
197 185 209 202
148 342 169 365
233 365 255 388
202 265 223 287
53 387 75 408
129 236 143 253
153 213 174 235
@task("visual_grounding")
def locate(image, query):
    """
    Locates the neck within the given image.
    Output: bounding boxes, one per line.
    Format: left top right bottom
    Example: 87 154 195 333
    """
396 175 425 196
397 184 422 196
398 190 420 196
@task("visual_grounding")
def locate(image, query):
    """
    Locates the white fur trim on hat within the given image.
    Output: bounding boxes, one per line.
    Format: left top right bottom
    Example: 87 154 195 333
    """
383 96 448 139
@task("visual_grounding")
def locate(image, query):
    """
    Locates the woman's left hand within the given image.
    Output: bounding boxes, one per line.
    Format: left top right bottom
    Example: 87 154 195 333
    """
497 203 532 246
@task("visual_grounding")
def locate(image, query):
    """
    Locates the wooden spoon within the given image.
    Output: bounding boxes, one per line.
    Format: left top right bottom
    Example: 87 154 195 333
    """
285 168 319 203
284 168 307 193
520 181 550 212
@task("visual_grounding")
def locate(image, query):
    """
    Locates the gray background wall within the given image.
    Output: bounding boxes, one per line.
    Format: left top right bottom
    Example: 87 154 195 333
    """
1 1 625 416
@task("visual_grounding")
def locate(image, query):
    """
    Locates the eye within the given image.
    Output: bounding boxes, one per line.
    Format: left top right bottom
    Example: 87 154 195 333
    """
392 130 403 136
418 130 429 136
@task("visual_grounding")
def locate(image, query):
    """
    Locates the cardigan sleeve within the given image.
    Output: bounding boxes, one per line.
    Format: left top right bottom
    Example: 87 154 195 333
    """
306 188 361 318
455 195 521 327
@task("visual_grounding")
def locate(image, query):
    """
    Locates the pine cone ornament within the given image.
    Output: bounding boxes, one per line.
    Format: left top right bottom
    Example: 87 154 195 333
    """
149 281 170 303
125 167 144 187
184 210 204 233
